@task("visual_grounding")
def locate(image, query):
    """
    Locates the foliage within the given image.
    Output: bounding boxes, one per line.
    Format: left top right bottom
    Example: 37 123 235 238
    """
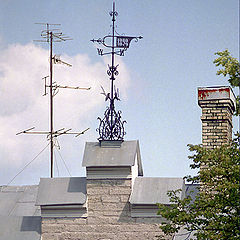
157 50 240 239
213 49 240 115
213 49 240 87
157 139 240 240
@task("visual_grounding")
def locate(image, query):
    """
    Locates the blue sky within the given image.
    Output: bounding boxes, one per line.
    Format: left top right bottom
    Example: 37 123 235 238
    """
0 0 239 185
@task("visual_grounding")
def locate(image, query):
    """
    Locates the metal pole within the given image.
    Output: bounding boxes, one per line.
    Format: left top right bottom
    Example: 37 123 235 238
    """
50 32 54 178
110 1 116 140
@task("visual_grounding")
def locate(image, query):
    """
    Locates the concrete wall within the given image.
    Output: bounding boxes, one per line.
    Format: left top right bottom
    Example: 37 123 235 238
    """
41 179 169 240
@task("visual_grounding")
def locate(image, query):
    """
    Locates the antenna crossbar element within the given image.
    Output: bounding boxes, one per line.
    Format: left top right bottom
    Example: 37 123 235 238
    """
55 128 65 133
53 55 72 67
16 127 50 136
75 127 90 137
17 127 90 137
51 32 73 42
19 131 50 135
16 127 35 135
35 23 73 43
57 85 91 90
54 128 72 137
52 127 90 137
44 82 91 96
35 23 61 26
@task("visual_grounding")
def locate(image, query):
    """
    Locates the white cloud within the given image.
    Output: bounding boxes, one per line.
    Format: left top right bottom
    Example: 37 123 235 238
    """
0 43 130 183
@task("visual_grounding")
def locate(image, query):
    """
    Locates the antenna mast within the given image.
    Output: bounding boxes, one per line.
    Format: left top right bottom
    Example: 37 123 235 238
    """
17 23 90 178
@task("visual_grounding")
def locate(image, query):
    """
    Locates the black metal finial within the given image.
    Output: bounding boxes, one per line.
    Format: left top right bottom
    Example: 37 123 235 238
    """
91 2 142 142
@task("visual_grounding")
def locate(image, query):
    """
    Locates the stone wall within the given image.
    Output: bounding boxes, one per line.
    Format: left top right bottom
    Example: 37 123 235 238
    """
41 179 169 240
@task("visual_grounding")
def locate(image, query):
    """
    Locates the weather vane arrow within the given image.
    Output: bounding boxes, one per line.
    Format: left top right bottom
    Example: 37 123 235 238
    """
91 1 142 142
90 35 143 55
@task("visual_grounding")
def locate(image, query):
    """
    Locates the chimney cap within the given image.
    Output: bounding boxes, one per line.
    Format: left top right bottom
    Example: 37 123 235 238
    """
198 86 236 110
82 140 143 176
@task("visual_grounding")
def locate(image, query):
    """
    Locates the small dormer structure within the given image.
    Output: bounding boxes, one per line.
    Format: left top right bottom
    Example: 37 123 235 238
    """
82 140 143 184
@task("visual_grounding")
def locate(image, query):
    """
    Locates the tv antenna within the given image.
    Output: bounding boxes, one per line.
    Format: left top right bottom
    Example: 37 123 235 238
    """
91 1 142 142
17 23 90 178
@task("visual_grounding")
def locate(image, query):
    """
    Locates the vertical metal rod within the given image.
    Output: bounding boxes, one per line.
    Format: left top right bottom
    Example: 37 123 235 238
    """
47 24 49 43
50 32 54 178
110 1 116 140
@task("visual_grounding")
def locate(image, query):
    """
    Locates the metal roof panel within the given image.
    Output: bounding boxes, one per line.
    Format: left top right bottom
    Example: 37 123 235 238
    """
0 185 40 216
35 177 87 206
130 177 185 204
10 202 39 216
0 216 41 240
185 183 199 203
82 141 137 166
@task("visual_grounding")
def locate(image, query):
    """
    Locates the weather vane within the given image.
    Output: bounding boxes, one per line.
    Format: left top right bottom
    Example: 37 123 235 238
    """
91 1 142 142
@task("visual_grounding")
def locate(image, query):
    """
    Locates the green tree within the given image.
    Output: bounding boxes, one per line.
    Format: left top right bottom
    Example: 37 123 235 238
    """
157 140 240 240
157 51 240 239
213 49 240 115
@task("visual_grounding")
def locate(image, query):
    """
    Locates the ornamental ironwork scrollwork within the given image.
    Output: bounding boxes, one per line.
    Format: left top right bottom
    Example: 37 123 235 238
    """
97 107 126 141
107 64 119 77
109 10 118 17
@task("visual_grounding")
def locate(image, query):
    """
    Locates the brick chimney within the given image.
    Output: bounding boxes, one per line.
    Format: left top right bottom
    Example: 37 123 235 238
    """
198 86 236 148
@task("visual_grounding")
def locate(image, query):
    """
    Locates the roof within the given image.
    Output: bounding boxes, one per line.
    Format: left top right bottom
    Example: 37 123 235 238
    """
0 185 40 216
35 177 86 206
0 216 41 240
185 183 199 202
172 185 198 240
0 186 41 240
173 226 196 240
130 177 185 204
82 140 143 176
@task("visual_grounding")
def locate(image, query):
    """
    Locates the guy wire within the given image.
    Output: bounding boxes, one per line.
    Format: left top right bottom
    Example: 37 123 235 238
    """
4 143 50 187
